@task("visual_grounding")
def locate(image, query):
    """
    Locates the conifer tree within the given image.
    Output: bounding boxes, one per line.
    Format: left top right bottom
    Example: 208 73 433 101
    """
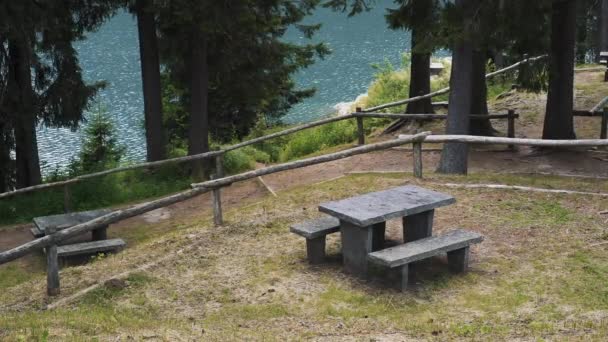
157 0 327 177
0 1 119 189
132 0 166 162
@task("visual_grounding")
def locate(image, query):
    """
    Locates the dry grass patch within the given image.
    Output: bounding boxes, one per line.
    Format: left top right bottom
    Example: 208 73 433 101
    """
0 174 607 340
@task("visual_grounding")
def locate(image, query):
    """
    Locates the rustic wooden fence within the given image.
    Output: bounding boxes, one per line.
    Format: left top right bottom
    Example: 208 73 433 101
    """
0 54 550 207
573 96 608 139
2 132 608 296
1 53 608 296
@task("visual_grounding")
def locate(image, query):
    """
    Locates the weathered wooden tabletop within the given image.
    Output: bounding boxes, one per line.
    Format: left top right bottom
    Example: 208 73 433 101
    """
33 209 112 235
318 185 455 226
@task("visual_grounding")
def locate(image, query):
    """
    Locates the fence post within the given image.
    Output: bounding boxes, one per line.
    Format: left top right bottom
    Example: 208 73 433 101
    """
212 154 224 226
356 107 365 146
507 110 516 150
601 107 608 140
63 185 72 213
413 142 423 178
46 226 60 296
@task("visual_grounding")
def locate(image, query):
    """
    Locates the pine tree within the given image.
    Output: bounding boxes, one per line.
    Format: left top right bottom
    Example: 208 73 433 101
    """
156 0 327 178
0 1 120 189
75 106 126 173
542 0 578 140
133 0 166 162
387 0 441 115
601 0 608 55
437 0 479 174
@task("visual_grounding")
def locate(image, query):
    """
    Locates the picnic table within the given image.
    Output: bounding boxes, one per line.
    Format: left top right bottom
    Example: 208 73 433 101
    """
318 185 455 277
31 209 112 241
32 209 126 296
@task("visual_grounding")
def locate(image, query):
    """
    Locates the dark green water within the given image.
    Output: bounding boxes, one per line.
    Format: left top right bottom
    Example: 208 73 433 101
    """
37 1 411 171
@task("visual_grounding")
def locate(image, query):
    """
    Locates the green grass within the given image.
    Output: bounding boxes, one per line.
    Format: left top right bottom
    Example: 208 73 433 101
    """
0 165 193 226
1 173 608 339
0 261 44 289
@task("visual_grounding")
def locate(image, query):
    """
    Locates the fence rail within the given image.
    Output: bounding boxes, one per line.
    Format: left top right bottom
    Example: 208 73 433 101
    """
4 133 608 265
362 55 547 113
0 54 588 205
2 131 608 296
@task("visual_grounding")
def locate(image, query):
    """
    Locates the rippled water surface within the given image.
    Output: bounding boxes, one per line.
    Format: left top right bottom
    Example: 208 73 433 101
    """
37 1 411 172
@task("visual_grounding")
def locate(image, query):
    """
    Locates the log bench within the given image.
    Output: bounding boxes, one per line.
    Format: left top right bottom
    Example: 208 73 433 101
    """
368 229 483 291
290 217 340 264
56 238 126 258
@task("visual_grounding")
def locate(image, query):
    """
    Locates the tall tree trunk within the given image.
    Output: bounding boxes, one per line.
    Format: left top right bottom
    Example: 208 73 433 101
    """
437 0 475 174
575 3 588 65
601 0 608 54
469 50 495 136
136 0 165 162
406 27 434 114
8 38 41 188
188 32 210 180
0 125 11 192
542 0 577 140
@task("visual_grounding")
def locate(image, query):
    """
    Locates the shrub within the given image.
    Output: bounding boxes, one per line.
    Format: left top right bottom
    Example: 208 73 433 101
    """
72 105 126 175
223 149 256 175
278 119 357 161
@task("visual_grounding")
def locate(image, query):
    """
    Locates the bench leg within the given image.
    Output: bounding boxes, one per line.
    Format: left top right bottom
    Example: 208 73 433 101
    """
403 210 434 243
306 236 326 264
391 263 415 291
92 225 108 241
372 222 386 252
447 247 470 273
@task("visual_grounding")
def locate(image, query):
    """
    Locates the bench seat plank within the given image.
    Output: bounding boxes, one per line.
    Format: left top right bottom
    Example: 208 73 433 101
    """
57 239 126 257
290 217 340 239
368 229 483 268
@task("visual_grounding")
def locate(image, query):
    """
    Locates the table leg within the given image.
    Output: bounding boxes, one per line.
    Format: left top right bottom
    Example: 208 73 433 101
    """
340 220 373 278
92 225 108 241
372 222 386 251
402 209 434 243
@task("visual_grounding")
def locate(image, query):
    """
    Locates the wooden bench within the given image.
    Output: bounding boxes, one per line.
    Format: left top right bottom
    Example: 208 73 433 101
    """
56 239 126 258
368 229 483 291
290 217 340 264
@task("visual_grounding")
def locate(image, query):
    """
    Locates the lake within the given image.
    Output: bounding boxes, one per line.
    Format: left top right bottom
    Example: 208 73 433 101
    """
36 1 411 173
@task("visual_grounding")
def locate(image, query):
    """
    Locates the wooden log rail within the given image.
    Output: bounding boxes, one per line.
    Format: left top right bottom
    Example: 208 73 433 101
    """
0 53 550 203
3 132 607 266
0 115 354 201
572 97 608 139
362 55 548 113
352 112 518 120
0 132 431 265
353 110 519 146
3 132 608 295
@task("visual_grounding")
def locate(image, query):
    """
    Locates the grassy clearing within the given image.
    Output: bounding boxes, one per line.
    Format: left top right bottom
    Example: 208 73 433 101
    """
1 173 607 340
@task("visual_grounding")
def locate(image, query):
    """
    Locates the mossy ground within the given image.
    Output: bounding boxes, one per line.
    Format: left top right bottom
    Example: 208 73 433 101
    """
1 172 607 340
